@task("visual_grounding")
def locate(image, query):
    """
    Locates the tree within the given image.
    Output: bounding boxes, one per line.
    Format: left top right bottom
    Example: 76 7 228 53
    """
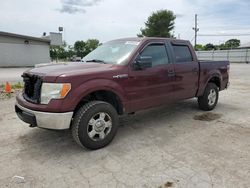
74 39 100 58
225 39 240 49
195 44 204 51
195 39 241 51
203 43 216 51
84 39 101 55
74 40 86 58
50 39 101 61
217 43 226 50
50 41 69 61
50 46 68 61
138 9 176 38
66 45 76 59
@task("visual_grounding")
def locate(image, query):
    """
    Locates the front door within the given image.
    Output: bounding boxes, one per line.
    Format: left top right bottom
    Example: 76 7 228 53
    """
127 42 175 112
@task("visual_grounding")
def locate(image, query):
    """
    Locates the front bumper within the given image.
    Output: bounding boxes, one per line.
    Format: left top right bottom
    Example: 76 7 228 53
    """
15 103 73 130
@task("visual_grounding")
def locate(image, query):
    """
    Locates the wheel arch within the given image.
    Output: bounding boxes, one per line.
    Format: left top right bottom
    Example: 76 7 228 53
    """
73 89 124 119
197 73 222 97
207 75 221 89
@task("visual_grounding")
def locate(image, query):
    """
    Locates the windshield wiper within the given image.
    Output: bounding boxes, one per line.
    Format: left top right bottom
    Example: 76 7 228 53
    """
85 59 107 64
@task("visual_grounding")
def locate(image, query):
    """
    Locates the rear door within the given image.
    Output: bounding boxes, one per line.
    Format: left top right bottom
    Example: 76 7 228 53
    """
170 43 199 100
127 41 175 112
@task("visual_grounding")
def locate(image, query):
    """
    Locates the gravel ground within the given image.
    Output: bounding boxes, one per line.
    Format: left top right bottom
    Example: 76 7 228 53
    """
0 63 250 188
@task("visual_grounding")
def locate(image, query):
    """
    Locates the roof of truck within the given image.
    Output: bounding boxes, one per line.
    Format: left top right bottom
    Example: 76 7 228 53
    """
109 37 190 44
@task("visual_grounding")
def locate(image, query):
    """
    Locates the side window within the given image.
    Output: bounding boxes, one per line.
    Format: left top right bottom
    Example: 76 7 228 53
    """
173 45 193 63
140 44 169 67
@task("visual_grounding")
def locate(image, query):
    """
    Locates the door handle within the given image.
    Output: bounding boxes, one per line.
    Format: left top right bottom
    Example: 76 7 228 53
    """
167 70 175 77
192 68 198 73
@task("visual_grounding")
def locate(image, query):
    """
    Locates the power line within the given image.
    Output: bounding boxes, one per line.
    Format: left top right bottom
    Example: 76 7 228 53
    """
198 33 250 37
190 36 195 42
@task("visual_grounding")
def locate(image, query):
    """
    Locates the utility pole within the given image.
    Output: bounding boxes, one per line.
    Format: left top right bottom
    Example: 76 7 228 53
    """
193 14 199 50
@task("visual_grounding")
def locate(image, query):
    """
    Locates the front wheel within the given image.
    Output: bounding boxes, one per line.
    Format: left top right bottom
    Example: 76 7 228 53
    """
198 83 219 111
71 101 118 150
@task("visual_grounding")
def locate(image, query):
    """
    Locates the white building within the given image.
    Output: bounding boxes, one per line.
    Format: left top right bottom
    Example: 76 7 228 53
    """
0 31 62 67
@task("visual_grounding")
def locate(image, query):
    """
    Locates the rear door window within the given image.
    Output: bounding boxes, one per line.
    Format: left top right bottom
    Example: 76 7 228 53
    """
173 45 193 63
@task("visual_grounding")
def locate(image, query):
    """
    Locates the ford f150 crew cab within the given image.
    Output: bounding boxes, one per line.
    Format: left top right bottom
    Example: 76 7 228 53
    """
15 37 230 149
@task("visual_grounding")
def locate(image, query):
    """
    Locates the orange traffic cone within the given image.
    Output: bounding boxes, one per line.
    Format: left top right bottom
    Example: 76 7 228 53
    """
4 82 12 93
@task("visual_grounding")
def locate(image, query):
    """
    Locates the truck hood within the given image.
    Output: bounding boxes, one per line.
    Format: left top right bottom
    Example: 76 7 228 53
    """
26 62 115 78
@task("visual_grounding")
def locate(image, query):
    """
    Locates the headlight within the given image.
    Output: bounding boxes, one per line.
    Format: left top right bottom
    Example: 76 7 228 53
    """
40 83 71 104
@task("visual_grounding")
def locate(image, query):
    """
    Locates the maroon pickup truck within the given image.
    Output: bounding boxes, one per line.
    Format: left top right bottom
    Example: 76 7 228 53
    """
15 37 229 149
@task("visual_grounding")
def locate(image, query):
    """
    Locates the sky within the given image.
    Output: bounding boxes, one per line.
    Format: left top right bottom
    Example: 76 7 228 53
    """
1 0 250 46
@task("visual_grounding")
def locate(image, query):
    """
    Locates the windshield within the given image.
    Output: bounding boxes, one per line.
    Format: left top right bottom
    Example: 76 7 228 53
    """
82 40 140 64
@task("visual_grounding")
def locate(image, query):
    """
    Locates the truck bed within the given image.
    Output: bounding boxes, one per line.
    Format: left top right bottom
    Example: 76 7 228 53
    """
197 60 229 96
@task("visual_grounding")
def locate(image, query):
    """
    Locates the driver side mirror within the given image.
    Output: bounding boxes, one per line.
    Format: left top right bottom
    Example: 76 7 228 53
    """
133 56 152 70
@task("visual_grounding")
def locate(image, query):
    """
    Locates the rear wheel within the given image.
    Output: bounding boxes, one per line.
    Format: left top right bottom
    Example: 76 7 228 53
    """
198 83 219 111
72 101 118 150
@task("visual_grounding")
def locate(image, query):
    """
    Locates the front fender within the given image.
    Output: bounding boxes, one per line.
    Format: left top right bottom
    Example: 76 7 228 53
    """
63 79 128 111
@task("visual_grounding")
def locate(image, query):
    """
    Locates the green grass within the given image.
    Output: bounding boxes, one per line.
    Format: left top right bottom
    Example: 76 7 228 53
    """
12 82 24 89
0 82 24 90
0 82 23 100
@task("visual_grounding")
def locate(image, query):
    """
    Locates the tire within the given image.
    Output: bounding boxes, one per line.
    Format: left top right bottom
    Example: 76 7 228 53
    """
72 101 118 150
198 83 219 111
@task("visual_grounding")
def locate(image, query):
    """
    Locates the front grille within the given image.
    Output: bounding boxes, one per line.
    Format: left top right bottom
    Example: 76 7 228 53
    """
22 73 42 104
